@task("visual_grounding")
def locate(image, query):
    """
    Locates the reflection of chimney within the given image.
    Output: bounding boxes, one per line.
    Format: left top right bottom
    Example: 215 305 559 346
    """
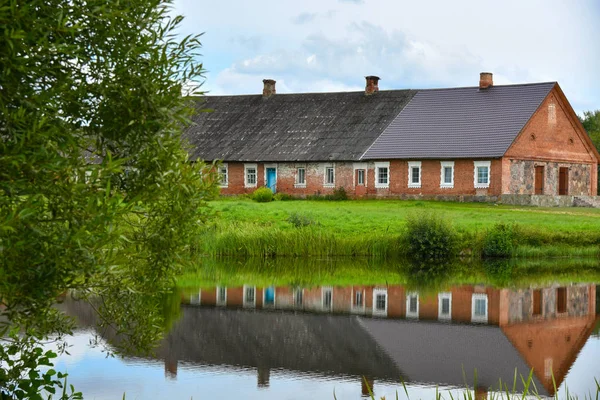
479 72 493 89
365 76 380 95
257 367 270 388
263 79 276 98
361 377 374 397
165 358 178 380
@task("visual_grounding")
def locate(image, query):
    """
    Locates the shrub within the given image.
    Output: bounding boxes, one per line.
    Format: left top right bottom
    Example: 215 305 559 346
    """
405 212 458 262
274 193 296 201
287 212 317 228
252 187 273 203
482 223 516 258
330 186 348 200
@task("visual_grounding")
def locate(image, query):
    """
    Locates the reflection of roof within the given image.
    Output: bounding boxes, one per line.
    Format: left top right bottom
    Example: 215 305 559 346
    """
358 318 547 395
157 306 401 380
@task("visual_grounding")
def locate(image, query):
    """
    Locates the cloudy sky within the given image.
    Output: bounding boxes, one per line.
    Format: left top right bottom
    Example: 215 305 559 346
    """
173 0 600 113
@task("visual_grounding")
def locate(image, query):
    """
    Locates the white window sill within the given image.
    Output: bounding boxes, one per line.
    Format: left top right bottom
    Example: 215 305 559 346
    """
440 184 454 189
323 184 335 188
244 184 257 189
220 184 229 188
474 184 490 189
408 184 421 188
294 184 306 188
471 316 488 324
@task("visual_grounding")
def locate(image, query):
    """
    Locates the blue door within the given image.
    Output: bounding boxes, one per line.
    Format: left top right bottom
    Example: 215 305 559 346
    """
266 168 277 193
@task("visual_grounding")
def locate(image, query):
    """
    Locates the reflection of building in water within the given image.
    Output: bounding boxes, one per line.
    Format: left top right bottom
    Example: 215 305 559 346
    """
180 283 596 395
59 283 597 398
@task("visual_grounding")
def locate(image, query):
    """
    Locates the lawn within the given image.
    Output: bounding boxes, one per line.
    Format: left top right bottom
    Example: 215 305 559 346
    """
210 197 600 236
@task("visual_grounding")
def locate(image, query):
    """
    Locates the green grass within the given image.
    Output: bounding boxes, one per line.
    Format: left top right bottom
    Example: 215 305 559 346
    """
196 198 600 258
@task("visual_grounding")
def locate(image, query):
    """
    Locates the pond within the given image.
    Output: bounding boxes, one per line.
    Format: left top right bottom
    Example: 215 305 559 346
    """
52 278 600 399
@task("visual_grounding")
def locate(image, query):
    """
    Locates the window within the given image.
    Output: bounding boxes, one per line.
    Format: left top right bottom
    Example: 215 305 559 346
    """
373 288 387 316
219 163 228 187
473 161 491 189
440 161 454 188
216 286 227 306
532 289 542 316
438 292 452 321
406 293 419 319
294 288 303 307
408 162 422 188
244 164 257 188
322 287 333 311
324 165 335 186
471 293 488 323
243 285 256 308
375 162 390 188
295 167 306 187
357 169 365 185
190 291 201 305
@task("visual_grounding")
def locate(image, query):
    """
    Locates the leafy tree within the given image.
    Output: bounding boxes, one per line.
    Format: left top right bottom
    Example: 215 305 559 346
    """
579 110 600 195
0 0 216 397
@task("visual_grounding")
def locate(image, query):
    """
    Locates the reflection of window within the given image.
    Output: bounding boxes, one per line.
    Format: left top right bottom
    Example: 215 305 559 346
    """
533 289 542 316
219 163 228 187
474 161 491 188
472 293 488 323
322 287 333 311
190 291 201 305
243 285 256 308
375 162 390 188
324 166 335 186
216 286 227 306
373 288 388 316
244 164 257 188
355 290 363 307
557 287 567 313
438 292 452 320
408 162 421 188
406 293 419 319
294 288 303 306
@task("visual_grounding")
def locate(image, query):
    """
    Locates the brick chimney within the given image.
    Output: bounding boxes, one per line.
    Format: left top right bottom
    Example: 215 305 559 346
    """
263 79 276 98
479 72 493 89
365 76 380 95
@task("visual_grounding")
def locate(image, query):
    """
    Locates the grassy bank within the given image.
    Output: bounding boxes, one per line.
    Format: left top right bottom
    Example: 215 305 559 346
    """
197 198 600 258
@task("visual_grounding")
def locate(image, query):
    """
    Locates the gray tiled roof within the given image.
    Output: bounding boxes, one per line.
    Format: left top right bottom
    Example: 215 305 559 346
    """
183 90 417 162
362 82 556 160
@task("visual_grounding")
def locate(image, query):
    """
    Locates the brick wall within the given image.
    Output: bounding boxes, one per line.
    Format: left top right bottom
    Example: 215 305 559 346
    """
503 87 598 196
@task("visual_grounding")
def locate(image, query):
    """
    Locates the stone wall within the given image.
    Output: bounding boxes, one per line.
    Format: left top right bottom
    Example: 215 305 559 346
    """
500 194 600 208
506 285 591 324
508 159 591 196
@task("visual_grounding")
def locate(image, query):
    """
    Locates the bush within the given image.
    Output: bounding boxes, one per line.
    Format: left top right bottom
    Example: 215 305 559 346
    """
252 187 273 203
482 223 516 258
330 186 348 200
405 212 458 262
287 212 317 228
274 193 296 201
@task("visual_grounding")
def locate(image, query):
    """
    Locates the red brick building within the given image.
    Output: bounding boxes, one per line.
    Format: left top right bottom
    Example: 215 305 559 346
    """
184 73 599 201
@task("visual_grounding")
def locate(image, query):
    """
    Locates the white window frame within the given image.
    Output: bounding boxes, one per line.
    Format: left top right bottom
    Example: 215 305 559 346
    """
263 286 276 308
243 285 256 308
353 162 368 187
218 163 229 188
244 163 258 188
438 292 452 321
294 288 304 308
406 292 419 319
440 161 454 189
473 161 491 189
408 161 422 188
351 288 366 313
375 161 390 189
322 286 333 311
295 166 306 188
357 169 366 185
216 286 227 307
324 164 335 187
190 290 201 305
373 288 388 317
471 293 488 323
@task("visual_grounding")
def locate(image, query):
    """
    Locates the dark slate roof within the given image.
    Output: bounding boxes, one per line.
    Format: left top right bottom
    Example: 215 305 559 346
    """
183 90 417 162
361 82 556 160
